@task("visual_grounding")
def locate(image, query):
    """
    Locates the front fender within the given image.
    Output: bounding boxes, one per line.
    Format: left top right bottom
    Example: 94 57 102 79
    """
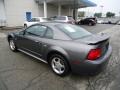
7 33 15 41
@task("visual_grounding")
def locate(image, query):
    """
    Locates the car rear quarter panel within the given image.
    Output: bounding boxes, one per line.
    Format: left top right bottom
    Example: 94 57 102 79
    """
41 38 95 64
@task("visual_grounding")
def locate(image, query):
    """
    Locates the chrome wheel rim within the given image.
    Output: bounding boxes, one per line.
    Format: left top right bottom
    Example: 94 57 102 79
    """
10 40 15 50
51 57 65 74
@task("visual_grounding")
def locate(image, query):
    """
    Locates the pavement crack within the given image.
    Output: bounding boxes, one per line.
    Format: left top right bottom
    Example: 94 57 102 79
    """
22 72 49 90
87 76 95 90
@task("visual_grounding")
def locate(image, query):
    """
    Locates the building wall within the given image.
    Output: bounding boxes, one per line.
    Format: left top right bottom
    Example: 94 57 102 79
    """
0 0 6 26
47 5 73 17
47 4 58 17
4 0 40 27
4 0 73 27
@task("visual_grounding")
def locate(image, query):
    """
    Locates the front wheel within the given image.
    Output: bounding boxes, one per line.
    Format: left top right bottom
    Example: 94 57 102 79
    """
88 22 92 26
78 22 81 25
49 54 70 76
9 39 17 52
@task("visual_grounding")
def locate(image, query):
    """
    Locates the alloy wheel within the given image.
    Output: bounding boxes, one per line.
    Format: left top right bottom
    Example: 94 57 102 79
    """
9 39 16 51
51 57 65 74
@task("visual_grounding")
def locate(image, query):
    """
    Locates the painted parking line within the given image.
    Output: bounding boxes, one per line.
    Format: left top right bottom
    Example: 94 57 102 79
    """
0 33 6 38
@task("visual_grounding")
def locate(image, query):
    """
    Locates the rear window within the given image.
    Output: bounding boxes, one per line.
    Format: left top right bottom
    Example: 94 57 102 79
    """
34 18 40 22
55 16 66 20
56 24 91 39
41 18 50 22
29 18 40 22
68 17 74 21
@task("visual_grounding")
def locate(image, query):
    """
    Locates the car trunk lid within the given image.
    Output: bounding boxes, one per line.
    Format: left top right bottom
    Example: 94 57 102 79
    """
75 34 109 45
75 34 110 57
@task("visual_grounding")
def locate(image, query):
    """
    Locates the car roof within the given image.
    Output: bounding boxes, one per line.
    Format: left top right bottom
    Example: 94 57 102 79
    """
37 22 72 40
36 22 65 26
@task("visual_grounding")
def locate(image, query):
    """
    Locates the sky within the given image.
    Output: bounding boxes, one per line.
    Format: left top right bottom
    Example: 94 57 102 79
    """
79 0 120 16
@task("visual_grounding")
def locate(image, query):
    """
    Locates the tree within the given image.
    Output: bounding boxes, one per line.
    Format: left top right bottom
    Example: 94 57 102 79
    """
106 12 115 17
78 11 85 17
94 13 102 18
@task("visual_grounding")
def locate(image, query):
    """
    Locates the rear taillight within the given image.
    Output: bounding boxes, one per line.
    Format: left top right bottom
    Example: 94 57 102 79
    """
87 48 101 61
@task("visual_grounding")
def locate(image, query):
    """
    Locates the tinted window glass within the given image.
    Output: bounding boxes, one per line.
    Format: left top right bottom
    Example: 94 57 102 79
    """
56 24 91 39
55 16 66 20
68 17 74 20
25 25 47 37
34 18 40 22
29 18 40 22
29 18 35 22
45 28 53 39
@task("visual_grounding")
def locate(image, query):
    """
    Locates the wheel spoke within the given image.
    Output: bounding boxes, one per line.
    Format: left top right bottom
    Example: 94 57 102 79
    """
51 57 65 74
10 40 15 50
56 58 61 63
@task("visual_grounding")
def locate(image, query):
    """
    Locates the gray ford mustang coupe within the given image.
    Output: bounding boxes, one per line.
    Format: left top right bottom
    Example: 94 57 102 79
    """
7 22 112 76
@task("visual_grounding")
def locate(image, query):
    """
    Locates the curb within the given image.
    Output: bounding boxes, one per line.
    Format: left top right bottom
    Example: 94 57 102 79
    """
0 26 23 30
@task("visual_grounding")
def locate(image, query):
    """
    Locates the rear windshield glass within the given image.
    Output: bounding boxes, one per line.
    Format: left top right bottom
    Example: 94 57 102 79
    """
56 24 91 39
55 16 66 20
42 18 50 21
68 17 74 20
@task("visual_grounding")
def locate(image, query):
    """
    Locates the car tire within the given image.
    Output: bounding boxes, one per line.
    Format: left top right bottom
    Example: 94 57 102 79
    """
49 54 70 77
24 24 27 28
9 38 17 52
88 22 92 26
78 22 81 25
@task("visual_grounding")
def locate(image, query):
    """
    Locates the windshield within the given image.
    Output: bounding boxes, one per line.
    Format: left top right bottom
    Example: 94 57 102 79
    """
56 24 92 39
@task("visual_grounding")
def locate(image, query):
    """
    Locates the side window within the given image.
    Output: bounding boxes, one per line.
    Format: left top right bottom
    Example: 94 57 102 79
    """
25 25 47 37
29 18 35 22
45 28 53 39
55 16 66 20
34 18 40 22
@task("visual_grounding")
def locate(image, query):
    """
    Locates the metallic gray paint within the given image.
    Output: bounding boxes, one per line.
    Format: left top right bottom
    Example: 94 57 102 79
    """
7 22 112 74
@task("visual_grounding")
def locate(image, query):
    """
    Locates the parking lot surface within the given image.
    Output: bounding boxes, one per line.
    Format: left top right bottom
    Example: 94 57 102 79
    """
0 24 120 90
80 24 114 34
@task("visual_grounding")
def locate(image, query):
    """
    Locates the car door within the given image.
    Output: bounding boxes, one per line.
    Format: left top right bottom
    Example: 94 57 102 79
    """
16 25 47 57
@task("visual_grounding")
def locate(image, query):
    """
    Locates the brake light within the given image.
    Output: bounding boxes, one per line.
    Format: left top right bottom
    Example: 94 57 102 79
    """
87 48 101 60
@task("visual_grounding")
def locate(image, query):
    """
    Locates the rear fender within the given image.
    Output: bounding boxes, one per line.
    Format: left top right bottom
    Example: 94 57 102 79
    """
46 46 70 62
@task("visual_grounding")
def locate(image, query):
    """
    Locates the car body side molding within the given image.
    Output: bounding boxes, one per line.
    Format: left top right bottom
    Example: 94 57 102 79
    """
18 49 48 64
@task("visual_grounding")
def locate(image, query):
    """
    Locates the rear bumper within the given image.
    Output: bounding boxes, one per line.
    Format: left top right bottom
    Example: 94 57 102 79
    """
71 46 112 74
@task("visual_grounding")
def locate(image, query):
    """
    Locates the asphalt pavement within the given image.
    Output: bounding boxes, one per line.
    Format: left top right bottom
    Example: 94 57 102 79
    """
80 24 114 34
0 24 120 90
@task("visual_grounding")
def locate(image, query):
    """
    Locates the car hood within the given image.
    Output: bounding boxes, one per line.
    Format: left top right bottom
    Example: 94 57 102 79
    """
74 34 110 45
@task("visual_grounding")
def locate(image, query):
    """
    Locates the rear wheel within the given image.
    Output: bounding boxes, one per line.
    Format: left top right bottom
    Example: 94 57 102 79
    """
49 54 70 76
9 39 17 52
88 22 92 26
78 22 81 25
